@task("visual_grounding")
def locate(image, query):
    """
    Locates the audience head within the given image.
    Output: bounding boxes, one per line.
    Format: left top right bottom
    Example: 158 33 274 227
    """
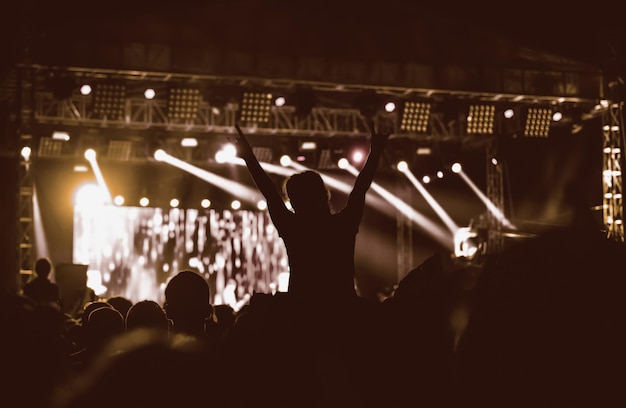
35 257 53 279
106 296 133 320
164 270 212 335
84 306 125 351
125 300 169 333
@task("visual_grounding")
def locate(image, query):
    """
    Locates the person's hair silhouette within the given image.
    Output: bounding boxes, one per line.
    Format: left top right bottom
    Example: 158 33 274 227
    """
233 121 388 311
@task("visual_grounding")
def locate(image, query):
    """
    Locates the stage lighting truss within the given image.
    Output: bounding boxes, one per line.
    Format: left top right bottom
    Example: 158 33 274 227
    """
400 101 431 133
524 107 553 137
168 88 201 121
466 103 495 135
93 83 126 119
252 146 273 163
239 92 273 123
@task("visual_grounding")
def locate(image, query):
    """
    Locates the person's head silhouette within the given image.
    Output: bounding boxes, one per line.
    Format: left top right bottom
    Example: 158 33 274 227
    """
164 270 212 337
285 170 331 216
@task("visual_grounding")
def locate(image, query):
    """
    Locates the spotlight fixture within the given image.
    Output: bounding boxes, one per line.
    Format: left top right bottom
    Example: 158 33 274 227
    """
524 107 552 137
93 83 126 119
239 91 273 123
168 87 201 121
466 103 495 135
400 101 431 133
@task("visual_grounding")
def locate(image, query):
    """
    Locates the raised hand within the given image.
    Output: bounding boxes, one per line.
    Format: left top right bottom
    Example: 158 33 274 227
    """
366 119 390 151
233 123 255 160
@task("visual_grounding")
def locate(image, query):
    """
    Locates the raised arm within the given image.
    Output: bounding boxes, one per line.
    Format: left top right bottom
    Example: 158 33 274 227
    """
233 124 285 210
347 119 389 207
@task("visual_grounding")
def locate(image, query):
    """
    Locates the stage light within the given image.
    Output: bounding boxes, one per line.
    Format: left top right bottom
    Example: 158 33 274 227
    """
491 157 498 166
170 198 180 208
397 161 408 172
338 158 349 169
139 197 149 207
422 175 431 184
181 138 198 147
239 91 272 123
400 101 431 133
154 149 167 161
231 200 241 210
351 150 365 164
384 101 396 113
300 141 316 150
257 200 267 210
217 143 237 163
73 164 88 172
466 103 495 135
503 108 514 119
436 171 444 178
280 155 292 166
201 199 211 208
113 195 125 206
74 182 107 207
524 107 552 137
552 111 562 122
274 96 286 107
144 88 156 100
21 146 31 161
93 83 126 119
84 148 97 161
451 163 462 173
52 131 70 141
168 87 201 121
80 84 92 95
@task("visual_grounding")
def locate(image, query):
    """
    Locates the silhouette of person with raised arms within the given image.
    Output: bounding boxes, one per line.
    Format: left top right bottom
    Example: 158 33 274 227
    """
233 121 388 313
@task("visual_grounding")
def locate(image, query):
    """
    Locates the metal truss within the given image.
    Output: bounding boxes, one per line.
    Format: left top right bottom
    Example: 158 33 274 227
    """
485 139 505 254
601 101 625 242
33 92 433 139
17 67 35 275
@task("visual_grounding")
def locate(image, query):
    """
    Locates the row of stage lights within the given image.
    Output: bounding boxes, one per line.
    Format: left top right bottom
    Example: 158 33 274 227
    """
72 143 473 212
57 79 597 137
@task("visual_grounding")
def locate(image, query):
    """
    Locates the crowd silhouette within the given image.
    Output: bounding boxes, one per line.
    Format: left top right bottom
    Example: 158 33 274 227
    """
3 123 626 408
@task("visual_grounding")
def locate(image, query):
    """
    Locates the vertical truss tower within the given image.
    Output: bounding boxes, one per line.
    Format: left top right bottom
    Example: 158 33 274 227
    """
601 100 625 242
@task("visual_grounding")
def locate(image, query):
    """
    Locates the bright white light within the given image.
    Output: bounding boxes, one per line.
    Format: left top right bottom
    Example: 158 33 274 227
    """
451 163 462 173
154 149 167 161
351 150 365 163
181 138 198 147
300 141 317 150
52 131 70 141
384 101 396 112
231 200 241 210
74 182 107 207
139 197 149 207
113 195 125 206
454 226 478 259
280 155 292 166
144 88 156 100
552 111 562 122
436 170 444 178
275 96 286 107
257 200 267 210
20 146 31 161
84 148 97 161
491 157 498 166
73 165 89 172
170 198 180 208
201 199 211 208
422 175 431 184
504 108 514 119
80 84 92 95
397 161 408 172
337 158 349 169
217 143 237 162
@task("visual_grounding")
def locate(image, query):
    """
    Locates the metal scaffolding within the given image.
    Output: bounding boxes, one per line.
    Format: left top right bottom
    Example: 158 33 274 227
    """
601 101 625 242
